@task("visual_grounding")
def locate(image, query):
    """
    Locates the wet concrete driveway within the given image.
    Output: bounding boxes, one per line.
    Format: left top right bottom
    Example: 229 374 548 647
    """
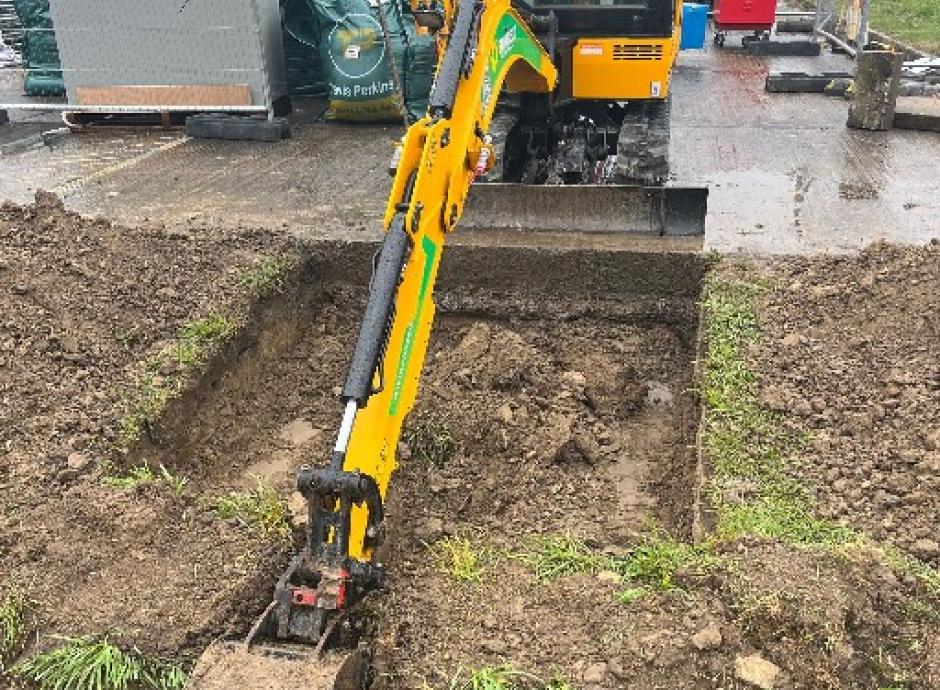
1 45 938 255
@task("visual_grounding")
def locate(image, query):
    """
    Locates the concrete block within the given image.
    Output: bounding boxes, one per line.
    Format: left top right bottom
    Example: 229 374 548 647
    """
775 17 815 34
848 50 904 130
893 97 940 132
185 114 291 142
766 71 853 93
748 40 821 57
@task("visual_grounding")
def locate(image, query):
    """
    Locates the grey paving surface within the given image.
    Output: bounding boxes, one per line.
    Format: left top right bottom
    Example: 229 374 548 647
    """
672 48 940 254
1 43 938 255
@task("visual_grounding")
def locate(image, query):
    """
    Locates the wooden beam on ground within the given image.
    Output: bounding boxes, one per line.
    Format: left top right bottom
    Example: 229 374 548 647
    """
75 84 252 107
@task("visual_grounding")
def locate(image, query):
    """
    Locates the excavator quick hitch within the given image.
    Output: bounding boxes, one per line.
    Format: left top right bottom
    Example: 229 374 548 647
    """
266 464 386 645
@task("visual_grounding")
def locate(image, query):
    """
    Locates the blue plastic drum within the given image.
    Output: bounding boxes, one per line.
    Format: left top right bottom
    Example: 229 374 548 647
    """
681 3 709 50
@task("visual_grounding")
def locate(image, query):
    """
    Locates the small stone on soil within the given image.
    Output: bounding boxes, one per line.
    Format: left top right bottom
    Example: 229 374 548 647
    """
581 662 608 684
735 654 780 689
495 403 513 424
691 624 723 651
278 418 319 446
66 452 91 471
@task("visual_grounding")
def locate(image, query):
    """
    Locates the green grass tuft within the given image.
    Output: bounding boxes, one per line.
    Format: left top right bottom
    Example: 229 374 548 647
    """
240 256 295 296
438 665 566 690
511 534 608 583
405 416 457 467
170 314 237 367
103 464 157 489
117 371 179 449
1 589 30 672
702 276 858 547
213 480 290 537
117 313 238 449
614 533 720 593
104 463 188 497
431 536 491 582
11 636 186 690
512 531 720 601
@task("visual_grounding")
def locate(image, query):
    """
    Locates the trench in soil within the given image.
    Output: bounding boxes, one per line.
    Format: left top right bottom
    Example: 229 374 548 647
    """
132 241 704 684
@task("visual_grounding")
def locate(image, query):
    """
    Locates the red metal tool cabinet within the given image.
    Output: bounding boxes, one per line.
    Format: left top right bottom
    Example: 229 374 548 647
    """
714 0 776 45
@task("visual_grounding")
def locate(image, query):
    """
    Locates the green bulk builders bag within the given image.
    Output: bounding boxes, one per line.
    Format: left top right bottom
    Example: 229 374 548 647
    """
311 0 436 122
12 0 64 96
282 0 326 96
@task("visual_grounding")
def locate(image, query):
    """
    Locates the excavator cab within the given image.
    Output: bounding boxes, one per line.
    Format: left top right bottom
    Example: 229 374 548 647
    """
531 0 682 101
459 0 707 236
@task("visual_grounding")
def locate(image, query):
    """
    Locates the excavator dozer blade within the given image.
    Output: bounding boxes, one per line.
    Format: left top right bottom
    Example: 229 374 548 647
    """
460 183 708 236
188 642 371 690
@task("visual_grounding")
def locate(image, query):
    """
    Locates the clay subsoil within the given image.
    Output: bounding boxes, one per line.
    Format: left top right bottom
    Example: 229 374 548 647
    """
2 195 939 690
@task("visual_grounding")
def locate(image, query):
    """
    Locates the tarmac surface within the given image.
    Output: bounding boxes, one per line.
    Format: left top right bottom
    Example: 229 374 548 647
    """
1 42 938 255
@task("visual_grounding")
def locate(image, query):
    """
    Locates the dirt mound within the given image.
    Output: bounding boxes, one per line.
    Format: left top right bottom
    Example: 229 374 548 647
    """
0 192 297 658
753 241 940 564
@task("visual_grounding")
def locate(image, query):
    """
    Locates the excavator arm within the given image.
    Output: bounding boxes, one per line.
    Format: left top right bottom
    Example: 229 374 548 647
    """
265 0 557 644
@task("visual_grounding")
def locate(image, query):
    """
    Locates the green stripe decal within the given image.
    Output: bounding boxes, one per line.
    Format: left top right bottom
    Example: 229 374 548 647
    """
389 235 438 416
481 13 544 116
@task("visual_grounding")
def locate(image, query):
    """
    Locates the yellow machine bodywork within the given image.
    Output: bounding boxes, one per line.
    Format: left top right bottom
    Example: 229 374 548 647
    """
572 36 678 100
341 0 557 562
571 0 683 100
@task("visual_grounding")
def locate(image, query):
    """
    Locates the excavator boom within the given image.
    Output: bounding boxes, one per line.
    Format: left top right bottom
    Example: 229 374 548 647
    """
207 0 556 659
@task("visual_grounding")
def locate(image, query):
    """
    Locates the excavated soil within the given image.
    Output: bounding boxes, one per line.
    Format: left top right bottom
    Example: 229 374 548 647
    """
0 193 302 660
749 241 940 565
2 194 939 690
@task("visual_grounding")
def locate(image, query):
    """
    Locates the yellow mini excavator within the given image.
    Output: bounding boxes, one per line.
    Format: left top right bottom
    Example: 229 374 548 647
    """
190 0 705 686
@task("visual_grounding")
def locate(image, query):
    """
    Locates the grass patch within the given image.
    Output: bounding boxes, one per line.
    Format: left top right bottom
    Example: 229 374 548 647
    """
212 480 290 537
615 533 720 592
117 369 179 449
240 256 295 297
117 313 238 449
11 636 186 690
512 532 720 602
703 271 940 594
615 586 649 605
170 314 237 368
1 589 30 672
405 416 457 467
869 0 940 53
510 532 719 601
702 277 857 547
431 535 491 582
511 534 608 583
103 463 188 497
437 665 569 690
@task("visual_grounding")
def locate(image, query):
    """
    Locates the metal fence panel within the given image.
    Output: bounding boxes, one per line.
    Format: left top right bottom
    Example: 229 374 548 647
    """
47 0 286 110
